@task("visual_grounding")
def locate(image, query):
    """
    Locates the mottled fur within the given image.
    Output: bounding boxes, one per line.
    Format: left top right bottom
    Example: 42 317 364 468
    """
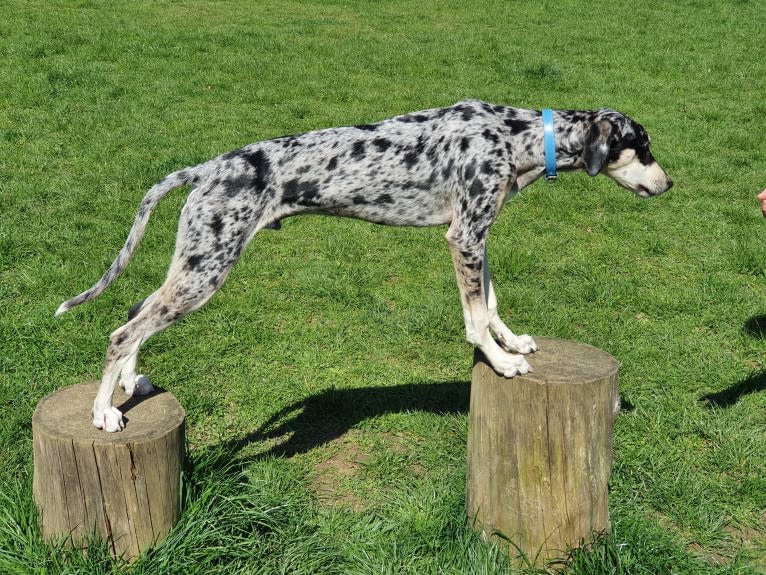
56 100 672 431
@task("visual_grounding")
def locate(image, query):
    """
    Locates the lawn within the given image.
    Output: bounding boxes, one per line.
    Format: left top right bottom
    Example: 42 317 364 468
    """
1 0 766 573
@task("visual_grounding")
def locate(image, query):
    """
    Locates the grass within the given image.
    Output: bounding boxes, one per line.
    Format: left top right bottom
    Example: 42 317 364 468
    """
2 0 766 572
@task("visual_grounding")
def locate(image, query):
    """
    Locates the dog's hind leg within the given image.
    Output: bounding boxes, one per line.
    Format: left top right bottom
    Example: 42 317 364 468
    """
445 220 531 378
93 200 260 430
483 246 537 354
93 260 237 431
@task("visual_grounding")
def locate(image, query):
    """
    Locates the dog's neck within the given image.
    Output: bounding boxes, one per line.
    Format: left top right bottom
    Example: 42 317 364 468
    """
508 109 599 191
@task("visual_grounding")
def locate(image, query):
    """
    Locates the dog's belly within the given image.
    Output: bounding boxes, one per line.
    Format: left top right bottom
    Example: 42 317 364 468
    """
279 176 455 227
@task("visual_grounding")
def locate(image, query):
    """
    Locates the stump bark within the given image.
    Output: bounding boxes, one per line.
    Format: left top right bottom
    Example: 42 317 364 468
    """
33 382 185 561
466 337 620 568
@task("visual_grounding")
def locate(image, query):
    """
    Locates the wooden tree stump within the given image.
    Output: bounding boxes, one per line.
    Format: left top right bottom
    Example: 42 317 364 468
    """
466 337 620 568
33 382 185 561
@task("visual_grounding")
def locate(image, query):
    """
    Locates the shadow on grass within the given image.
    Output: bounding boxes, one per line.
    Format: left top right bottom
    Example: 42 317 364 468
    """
743 314 766 339
700 314 766 407
216 380 470 460
700 370 766 408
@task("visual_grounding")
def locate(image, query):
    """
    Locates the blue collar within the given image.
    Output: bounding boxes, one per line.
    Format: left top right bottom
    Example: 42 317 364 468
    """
542 108 557 181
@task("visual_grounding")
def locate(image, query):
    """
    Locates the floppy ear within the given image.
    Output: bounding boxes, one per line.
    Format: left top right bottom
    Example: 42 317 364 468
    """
582 120 613 176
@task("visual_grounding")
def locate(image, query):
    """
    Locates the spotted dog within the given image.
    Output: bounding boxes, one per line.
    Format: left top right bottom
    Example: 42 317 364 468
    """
56 100 672 432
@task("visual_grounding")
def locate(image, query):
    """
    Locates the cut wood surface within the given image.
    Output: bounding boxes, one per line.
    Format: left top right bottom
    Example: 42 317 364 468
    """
33 382 185 561
466 337 620 568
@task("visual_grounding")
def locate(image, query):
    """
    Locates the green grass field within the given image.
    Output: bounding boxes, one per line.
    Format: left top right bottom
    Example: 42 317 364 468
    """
2 0 766 573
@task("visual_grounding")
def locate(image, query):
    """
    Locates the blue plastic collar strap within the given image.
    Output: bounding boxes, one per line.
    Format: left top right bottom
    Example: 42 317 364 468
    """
542 108 557 181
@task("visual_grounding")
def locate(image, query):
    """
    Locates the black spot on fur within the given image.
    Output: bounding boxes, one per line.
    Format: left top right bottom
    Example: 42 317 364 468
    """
241 149 271 192
372 137 392 152
327 156 338 171
352 195 369 205
127 299 145 321
442 159 454 180
185 254 204 271
482 129 499 144
282 178 321 206
464 162 476 181
425 144 439 165
209 214 224 237
281 137 302 149
465 260 482 271
469 178 484 198
356 123 378 131
403 150 419 168
351 140 366 158
481 161 494 175
460 137 471 151
222 175 245 197
414 135 426 155
505 118 531 133
374 194 394 205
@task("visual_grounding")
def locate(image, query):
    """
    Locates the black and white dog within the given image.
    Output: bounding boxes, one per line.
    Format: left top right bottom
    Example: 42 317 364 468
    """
57 100 672 431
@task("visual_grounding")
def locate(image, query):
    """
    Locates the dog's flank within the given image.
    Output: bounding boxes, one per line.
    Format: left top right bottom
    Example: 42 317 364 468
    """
57 99 672 432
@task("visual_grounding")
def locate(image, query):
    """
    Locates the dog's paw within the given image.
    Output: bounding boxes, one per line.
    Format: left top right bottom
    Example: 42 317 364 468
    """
93 407 125 432
121 374 154 397
512 334 538 354
133 375 154 396
483 345 532 378
496 354 532 378
495 330 538 355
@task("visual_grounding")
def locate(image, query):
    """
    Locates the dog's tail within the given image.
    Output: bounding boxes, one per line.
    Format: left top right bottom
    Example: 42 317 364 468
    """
55 168 200 317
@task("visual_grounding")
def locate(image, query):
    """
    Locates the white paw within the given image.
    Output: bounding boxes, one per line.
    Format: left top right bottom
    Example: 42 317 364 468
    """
483 346 532 378
120 374 154 397
495 354 532 378
494 330 538 355
93 407 125 432
511 334 538 354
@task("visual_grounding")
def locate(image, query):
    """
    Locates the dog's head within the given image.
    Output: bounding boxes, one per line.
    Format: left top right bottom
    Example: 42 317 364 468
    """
582 111 672 197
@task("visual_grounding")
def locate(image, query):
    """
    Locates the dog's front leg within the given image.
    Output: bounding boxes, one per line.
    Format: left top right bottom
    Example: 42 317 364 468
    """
446 226 530 378
483 246 537 354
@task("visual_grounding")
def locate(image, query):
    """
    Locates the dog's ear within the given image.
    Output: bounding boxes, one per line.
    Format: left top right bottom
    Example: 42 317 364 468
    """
583 120 613 176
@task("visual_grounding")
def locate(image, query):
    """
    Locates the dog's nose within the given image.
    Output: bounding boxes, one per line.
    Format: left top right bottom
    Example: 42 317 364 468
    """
665 178 673 191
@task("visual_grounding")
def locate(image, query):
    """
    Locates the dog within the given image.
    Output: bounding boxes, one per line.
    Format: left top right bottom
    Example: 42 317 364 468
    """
56 100 672 431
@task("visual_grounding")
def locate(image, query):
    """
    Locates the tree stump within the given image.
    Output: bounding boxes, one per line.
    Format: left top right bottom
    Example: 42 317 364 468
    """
33 382 185 561
466 337 620 568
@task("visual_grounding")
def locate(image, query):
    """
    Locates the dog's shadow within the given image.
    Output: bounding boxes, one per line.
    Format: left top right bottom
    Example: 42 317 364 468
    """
215 380 470 460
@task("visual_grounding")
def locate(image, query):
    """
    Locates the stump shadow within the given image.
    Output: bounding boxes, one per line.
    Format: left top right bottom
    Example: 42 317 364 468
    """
215 380 470 460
